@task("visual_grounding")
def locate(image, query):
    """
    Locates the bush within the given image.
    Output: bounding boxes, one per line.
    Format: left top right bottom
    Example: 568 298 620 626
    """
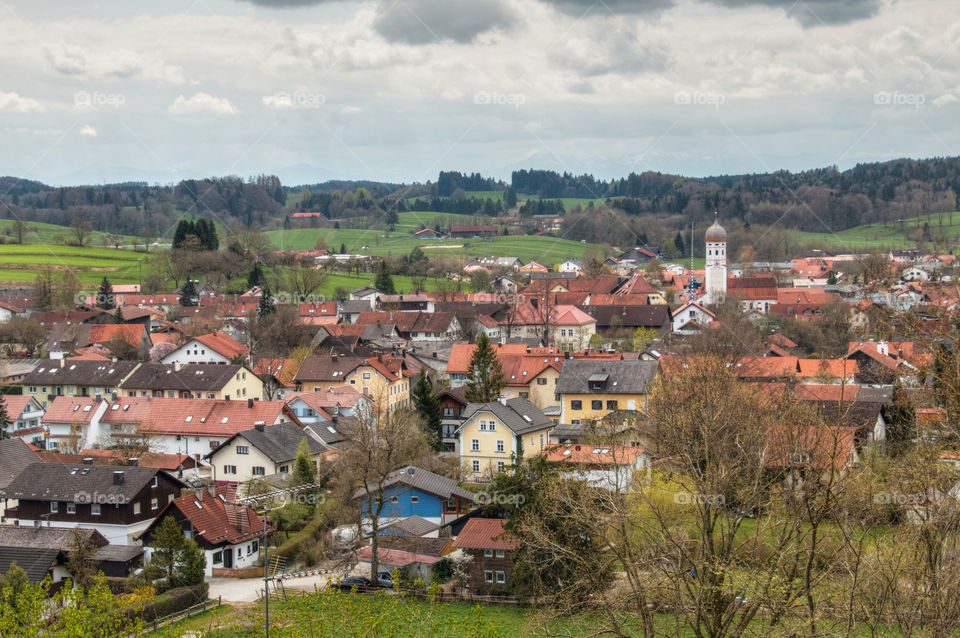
137 582 209 622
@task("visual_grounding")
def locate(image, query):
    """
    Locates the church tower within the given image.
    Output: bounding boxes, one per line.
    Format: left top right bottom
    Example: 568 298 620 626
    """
704 211 727 304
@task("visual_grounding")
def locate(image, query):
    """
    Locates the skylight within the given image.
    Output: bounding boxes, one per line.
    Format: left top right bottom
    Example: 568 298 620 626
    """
221 417 229 423
185 416 193 422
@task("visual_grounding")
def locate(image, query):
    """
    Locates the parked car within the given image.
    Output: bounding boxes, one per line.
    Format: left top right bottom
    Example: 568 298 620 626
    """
328 576 373 593
377 572 394 589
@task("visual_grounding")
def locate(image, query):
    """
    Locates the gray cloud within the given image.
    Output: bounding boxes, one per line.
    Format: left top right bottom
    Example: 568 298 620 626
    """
234 0 337 6
546 0 884 26
373 0 515 44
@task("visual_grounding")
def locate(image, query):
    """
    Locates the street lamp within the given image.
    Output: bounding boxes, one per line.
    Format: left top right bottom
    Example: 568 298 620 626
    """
235 482 323 638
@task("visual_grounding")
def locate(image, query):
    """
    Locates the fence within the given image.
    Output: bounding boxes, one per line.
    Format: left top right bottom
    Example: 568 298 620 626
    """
139 596 222 636
211 566 263 579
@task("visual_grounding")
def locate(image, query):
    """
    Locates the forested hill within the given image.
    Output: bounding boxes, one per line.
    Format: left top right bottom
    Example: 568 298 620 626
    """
1 156 959 242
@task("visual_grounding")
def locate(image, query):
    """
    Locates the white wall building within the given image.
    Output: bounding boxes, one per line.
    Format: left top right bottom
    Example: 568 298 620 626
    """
704 213 727 305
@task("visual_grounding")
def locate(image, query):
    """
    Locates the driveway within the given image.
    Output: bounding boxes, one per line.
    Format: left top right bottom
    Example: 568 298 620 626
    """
208 571 338 603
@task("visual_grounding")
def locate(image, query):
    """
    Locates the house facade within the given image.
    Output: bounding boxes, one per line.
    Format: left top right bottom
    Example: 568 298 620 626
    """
205 422 327 483
119 363 264 401
20 360 140 408
457 398 554 478
0 463 184 545
452 518 516 594
353 466 475 528
556 359 659 424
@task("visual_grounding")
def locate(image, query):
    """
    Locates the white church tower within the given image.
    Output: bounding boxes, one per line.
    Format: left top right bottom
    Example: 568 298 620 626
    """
704 211 727 304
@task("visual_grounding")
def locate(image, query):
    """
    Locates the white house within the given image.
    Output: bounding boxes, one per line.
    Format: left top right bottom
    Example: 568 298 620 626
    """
543 444 650 493
161 332 250 365
0 395 46 447
558 259 583 273
671 301 717 334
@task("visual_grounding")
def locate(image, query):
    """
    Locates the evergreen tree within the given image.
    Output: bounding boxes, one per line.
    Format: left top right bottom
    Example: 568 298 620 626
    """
0 395 10 440
149 516 185 584
257 285 276 317
114 305 124 324
290 437 317 487
412 368 442 449
247 262 264 289
827 271 838 285
180 280 199 307
465 333 505 403
67 528 98 591
96 277 115 310
340 242 347 254
674 231 686 256
374 261 396 294
172 220 188 249
173 539 206 588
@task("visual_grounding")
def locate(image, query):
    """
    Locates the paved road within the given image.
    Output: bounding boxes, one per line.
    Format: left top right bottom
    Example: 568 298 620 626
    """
208 572 338 603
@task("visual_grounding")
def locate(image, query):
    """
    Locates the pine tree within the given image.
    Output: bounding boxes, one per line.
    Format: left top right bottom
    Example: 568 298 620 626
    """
827 271 838 285
412 368 442 449
149 515 185 584
114 305 124 324
172 539 206 587
374 261 396 294
340 242 347 254
257 285 276 317
96 277 115 310
180 280 199 307
0 395 10 440
465 333 505 404
247 262 264 289
674 232 685 256
290 437 317 487
172 220 188 249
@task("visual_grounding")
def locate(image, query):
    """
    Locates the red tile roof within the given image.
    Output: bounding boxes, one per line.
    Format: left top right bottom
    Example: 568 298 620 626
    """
100 397 293 436
0 395 39 418
155 486 264 546
88 324 146 348
190 332 250 360
354 546 441 567
453 518 516 551
42 397 104 424
254 358 302 388
797 359 858 380
544 444 645 467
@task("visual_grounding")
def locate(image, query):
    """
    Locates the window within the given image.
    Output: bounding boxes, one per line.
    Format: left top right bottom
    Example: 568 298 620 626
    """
362 372 371 380
252 540 259 553
50 502 58 513
278 465 288 473
479 419 486 431
560 329 566 336
91 504 101 516
252 467 265 476
133 502 141 515
591 400 602 410
539 434 544 446
152 476 159 488
213 551 223 564
537 378 547 385
67 503 76 514
607 400 618 410
410 496 419 504
390 496 399 504
484 549 493 557
496 461 505 472
224 465 237 474
472 460 480 473
496 440 505 453
151 498 159 510
488 421 496 431
484 571 494 583
496 571 505 584
495 549 505 558
443 407 454 417
571 400 582 410
236 445 249 455
471 439 480 452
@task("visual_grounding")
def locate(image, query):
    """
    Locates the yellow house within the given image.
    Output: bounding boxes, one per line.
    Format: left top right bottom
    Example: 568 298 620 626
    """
119 363 264 400
556 360 659 424
295 354 412 413
458 398 554 478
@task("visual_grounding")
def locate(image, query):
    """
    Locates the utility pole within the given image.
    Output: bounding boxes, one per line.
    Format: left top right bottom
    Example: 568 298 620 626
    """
235 482 323 638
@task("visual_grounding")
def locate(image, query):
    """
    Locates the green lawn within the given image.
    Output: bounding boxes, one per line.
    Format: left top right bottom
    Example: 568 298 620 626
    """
0 219 141 246
0 244 147 286
266 228 607 265
787 212 960 252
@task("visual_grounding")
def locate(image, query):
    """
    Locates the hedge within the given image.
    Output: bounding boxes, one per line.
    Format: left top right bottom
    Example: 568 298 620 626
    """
136 582 209 622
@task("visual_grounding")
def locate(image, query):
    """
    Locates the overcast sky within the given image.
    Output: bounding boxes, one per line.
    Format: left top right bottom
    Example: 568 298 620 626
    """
0 0 958 186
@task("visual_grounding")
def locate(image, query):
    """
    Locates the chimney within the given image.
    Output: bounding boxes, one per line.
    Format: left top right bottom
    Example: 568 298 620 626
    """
82 457 94 465
174 361 183 372
113 471 124 486
127 458 139 466
254 423 265 432
59 359 65 368
247 398 254 408
499 396 507 406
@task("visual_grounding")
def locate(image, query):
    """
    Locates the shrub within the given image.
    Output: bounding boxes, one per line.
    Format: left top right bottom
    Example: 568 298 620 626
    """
136 582 209 622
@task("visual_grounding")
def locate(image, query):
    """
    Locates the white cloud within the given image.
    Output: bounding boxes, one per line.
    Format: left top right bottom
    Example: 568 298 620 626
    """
0 91 44 113
79 125 97 136
168 92 238 115
933 94 958 108
45 44 186 84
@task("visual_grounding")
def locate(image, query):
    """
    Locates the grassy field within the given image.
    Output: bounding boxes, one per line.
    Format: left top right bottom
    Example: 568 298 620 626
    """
786 213 960 252
266 227 606 264
0 244 147 286
0 219 141 246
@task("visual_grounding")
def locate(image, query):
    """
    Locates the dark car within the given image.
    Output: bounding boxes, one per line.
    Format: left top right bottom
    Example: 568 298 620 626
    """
328 576 374 593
